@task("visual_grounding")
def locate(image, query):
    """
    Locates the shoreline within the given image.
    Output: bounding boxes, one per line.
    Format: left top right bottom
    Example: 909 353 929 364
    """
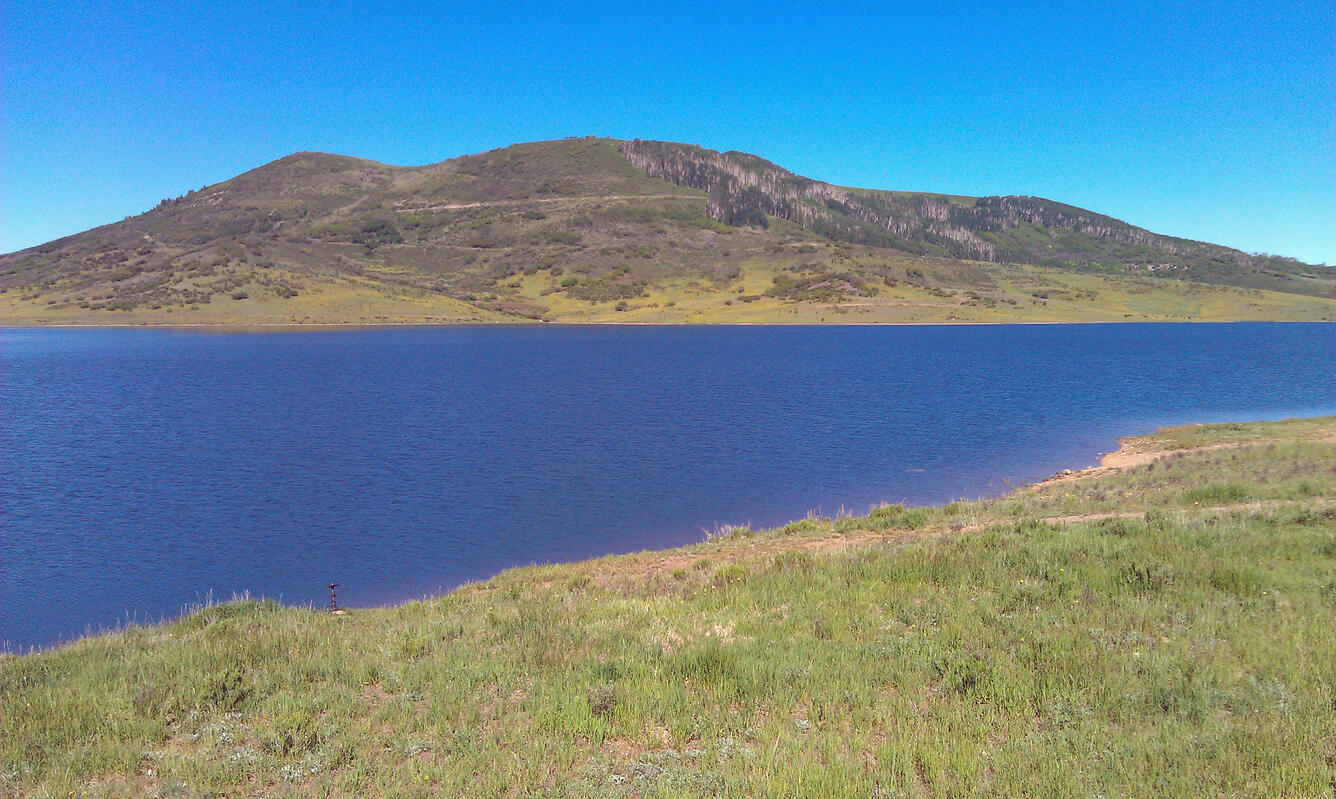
6 416 1335 794
2 318 1333 331
8 413 1332 656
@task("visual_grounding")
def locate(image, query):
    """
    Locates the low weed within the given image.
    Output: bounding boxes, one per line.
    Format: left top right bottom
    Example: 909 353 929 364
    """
1183 482 1251 504
1208 566 1264 599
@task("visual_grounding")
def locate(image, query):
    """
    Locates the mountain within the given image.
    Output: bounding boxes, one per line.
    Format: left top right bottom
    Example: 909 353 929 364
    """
2 137 1331 325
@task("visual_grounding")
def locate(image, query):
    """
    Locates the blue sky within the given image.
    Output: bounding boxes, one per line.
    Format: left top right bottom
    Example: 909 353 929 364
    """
4 0 1333 263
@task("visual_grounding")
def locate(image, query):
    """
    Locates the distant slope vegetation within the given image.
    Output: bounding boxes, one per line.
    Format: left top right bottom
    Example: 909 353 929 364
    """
618 140 1328 293
1 137 1331 325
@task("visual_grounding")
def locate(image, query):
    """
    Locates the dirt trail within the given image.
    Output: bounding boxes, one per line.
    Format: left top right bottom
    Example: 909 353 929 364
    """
393 194 704 214
1041 432 1336 486
589 497 1332 588
1035 497 1335 527
584 431 1336 588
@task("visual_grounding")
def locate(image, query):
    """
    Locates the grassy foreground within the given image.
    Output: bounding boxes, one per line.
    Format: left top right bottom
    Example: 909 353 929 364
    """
3 418 1335 797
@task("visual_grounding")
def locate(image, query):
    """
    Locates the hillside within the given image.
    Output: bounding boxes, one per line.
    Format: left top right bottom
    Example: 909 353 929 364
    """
3 417 1334 797
1 138 1332 325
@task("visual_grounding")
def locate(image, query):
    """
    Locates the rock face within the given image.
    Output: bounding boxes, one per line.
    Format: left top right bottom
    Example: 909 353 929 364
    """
619 139 997 259
617 139 1300 276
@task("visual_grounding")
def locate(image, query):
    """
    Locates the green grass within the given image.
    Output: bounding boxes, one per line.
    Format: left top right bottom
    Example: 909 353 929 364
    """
2 418 1335 797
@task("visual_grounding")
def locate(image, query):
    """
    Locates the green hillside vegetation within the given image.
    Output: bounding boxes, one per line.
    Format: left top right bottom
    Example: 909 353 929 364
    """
4 417 1334 797
1 138 1332 325
618 140 1331 295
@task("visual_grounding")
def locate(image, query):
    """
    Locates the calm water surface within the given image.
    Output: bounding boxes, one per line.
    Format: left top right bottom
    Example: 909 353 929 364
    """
2 323 1333 650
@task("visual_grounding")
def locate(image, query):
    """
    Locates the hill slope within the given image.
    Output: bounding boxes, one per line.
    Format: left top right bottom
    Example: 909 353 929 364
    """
2 138 1332 325
619 140 1330 290
3 417 1334 796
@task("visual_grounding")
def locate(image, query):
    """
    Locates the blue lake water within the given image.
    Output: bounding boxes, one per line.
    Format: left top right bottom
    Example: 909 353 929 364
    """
2 322 1333 651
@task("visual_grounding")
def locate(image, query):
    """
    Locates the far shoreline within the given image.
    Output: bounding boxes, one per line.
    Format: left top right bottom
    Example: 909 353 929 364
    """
2 318 1334 332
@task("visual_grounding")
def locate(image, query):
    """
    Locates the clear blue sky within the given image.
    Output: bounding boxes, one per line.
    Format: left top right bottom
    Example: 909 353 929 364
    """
4 0 1333 263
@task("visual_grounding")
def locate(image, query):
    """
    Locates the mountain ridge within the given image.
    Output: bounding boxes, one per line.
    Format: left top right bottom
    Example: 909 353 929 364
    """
2 137 1331 325
617 139 1320 278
